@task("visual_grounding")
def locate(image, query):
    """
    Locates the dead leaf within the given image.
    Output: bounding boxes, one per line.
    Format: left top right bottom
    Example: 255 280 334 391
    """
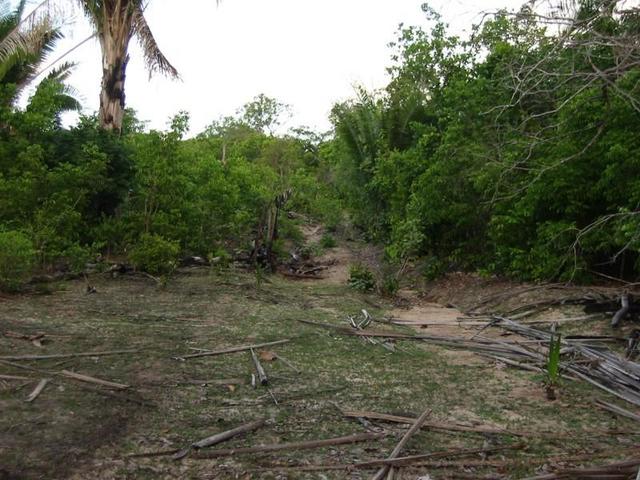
226 384 236 392
258 350 277 362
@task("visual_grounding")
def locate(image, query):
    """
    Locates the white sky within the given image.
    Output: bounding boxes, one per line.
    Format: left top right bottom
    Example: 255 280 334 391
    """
23 0 524 135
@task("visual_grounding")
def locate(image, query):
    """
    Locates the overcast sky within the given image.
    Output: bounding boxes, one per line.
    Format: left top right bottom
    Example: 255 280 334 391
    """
24 0 524 135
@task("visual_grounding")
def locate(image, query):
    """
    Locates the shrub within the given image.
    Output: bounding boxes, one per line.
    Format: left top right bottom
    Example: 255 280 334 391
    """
348 263 376 292
0 230 36 291
378 274 399 297
129 234 179 275
320 233 337 249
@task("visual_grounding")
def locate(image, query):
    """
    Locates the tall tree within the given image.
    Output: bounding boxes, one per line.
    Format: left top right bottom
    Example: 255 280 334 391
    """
76 0 178 132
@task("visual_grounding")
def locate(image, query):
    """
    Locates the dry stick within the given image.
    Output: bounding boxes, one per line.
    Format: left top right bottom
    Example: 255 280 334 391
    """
0 359 153 407
275 353 300 373
250 348 268 386
354 444 525 469
180 378 245 386
596 399 640 422
25 379 49 402
177 339 290 360
170 418 269 461
371 407 432 480
191 432 385 459
343 410 520 436
127 448 183 459
0 349 139 361
0 374 31 381
60 370 130 390
248 460 509 473
192 418 267 449
522 458 640 480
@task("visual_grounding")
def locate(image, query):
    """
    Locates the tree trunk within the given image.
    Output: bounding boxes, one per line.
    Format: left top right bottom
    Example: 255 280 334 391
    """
97 17 133 133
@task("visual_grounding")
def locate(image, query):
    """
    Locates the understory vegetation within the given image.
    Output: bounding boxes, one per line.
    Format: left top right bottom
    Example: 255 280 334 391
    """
1 0 639 290
331 3 640 282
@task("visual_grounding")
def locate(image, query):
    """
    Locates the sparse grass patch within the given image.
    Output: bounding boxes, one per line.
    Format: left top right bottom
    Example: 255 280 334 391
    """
0 270 637 479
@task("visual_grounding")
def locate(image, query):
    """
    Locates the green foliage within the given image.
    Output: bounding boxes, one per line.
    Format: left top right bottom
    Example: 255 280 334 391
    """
348 263 376 292
546 333 562 387
320 233 337 249
240 93 290 135
129 233 179 276
0 79 339 282
0 230 35 291
378 273 399 297
329 7 640 282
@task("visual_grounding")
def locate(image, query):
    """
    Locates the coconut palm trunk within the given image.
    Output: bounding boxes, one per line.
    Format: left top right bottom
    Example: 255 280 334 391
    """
79 1 178 132
96 10 133 131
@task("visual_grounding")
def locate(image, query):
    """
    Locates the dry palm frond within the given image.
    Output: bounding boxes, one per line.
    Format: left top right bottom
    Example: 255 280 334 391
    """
131 6 178 79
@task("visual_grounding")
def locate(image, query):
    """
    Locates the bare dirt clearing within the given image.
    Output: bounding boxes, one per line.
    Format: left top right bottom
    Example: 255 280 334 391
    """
1 239 640 479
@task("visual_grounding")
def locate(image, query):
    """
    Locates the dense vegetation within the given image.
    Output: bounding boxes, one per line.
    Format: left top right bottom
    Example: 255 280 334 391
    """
0 0 639 290
331 3 640 282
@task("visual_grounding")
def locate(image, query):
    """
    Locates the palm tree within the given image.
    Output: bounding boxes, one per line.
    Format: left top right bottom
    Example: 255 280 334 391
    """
76 0 178 132
0 0 78 111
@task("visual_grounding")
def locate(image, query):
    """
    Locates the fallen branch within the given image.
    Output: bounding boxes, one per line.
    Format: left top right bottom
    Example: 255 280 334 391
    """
612 294 631 328
596 399 640 423
25 378 49 402
0 349 139 361
0 374 31 381
192 418 267 449
60 370 130 390
177 339 290 360
343 410 520 436
180 378 245 386
0 359 152 407
372 407 432 480
191 432 385 459
354 443 525 469
250 348 268 386
522 458 640 480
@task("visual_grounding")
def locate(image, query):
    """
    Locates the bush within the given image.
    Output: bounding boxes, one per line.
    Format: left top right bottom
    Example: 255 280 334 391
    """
348 263 376 292
378 274 399 297
320 233 337 249
0 230 36 291
129 234 179 275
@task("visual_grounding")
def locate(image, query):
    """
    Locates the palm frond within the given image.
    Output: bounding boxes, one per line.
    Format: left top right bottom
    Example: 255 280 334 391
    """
44 60 77 83
13 27 64 94
0 0 59 70
0 17 54 83
131 6 178 79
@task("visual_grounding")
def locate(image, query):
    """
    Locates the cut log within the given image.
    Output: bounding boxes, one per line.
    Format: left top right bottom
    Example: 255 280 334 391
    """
178 339 290 360
371 407 432 480
250 348 268 386
25 379 49 402
192 418 266 449
61 370 130 390
191 432 384 459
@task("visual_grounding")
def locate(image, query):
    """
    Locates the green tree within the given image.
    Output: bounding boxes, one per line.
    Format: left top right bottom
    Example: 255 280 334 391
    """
240 93 290 135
